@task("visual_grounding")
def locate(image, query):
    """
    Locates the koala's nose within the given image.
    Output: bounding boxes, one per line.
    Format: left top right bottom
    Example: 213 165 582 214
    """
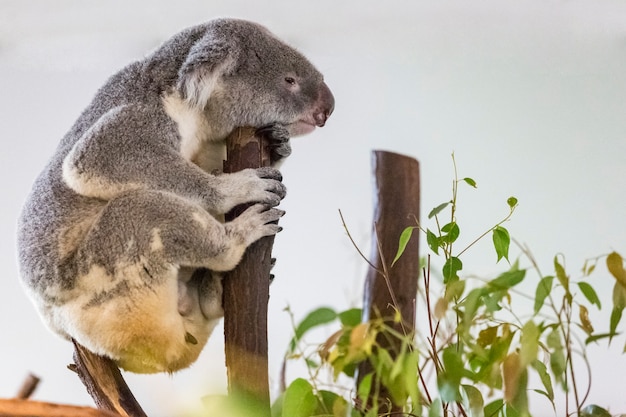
314 82 335 127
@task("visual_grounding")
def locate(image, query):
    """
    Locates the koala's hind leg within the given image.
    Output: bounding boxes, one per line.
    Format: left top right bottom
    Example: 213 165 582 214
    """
65 189 283 373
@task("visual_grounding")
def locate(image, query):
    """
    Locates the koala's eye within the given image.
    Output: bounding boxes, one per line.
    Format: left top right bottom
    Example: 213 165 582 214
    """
284 76 297 86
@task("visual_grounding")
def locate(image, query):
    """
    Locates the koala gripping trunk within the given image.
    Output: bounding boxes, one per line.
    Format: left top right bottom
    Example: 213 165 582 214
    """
222 126 274 416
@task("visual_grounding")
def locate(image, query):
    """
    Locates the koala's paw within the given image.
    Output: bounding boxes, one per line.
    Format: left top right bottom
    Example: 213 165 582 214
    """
228 203 285 246
254 166 286 206
216 167 286 213
257 123 292 164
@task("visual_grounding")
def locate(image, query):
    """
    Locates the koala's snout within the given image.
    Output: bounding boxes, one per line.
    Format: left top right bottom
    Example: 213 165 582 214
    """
314 82 335 127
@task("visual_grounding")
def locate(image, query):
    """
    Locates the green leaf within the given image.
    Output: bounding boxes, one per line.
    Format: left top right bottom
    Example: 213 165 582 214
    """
577 282 602 309
441 222 460 244
463 288 485 325
483 399 504 417
554 256 569 293
290 307 337 351
585 332 620 344
580 404 612 417
426 229 440 254
404 351 420 411
438 347 464 402
463 177 478 188
338 308 362 327
392 226 416 266
357 373 373 406
462 384 484 417
317 390 344 416
428 201 450 219
607 251 626 288
488 269 525 291
610 306 623 340
507 196 518 208
613 280 626 309
533 276 554 314
429 399 443 417
549 347 567 389
443 256 463 283
520 321 539 366
531 359 554 402
492 226 510 263
282 378 317 417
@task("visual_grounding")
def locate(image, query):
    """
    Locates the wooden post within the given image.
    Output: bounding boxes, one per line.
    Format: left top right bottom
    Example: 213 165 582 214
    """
358 150 420 413
222 127 274 416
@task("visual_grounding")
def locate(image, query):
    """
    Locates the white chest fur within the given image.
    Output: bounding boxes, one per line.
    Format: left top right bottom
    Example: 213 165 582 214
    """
162 93 225 173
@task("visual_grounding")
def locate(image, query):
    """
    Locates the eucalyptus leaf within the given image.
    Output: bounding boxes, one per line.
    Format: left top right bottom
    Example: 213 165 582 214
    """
534 276 554 314
462 384 485 417
610 306 623 341
338 308 362 327
580 404 612 417
520 321 539 366
282 378 317 417
492 226 510 263
428 201 450 219
607 251 626 288
392 226 416 266
577 282 602 309
426 229 440 254
483 399 504 417
554 256 570 293
463 177 478 188
441 222 460 244
443 256 463 283
531 359 554 401
488 269 525 291
290 307 337 351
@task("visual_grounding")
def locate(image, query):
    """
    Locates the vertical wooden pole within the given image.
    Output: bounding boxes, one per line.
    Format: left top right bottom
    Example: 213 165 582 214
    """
358 150 420 413
222 127 274 416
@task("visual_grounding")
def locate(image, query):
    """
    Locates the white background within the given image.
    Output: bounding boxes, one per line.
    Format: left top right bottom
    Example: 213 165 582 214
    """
1 0 625 415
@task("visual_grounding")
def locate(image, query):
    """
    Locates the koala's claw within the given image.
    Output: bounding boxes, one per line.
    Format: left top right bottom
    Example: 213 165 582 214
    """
254 167 286 204
257 123 292 163
256 166 283 182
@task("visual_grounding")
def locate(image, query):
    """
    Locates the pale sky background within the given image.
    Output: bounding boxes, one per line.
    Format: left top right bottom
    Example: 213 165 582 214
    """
1 0 625 416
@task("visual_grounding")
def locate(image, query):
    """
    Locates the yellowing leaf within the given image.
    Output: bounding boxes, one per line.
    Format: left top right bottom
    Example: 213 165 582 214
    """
320 329 343 361
502 352 521 403
434 297 448 320
477 326 498 348
347 323 375 361
579 305 594 334
607 252 626 288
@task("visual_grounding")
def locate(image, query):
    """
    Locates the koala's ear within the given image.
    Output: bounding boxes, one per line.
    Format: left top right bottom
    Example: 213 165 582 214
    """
177 33 238 108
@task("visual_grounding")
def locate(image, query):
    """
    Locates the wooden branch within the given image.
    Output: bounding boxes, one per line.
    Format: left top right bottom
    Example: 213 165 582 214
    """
15 373 40 400
0 399 122 417
358 150 420 414
71 341 147 417
222 127 274 416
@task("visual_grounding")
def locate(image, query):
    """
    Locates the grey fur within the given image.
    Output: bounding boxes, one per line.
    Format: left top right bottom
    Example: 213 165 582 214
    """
17 18 334 373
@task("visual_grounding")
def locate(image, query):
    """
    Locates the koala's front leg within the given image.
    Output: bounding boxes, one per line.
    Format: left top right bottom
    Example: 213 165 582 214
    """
62 104 286 214
256 123 291 166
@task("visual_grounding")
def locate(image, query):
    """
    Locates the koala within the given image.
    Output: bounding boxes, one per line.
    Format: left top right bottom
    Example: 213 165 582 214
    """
17 18 334 374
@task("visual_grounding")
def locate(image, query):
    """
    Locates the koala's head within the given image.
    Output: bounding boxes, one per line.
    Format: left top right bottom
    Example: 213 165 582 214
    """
177 19 334 139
